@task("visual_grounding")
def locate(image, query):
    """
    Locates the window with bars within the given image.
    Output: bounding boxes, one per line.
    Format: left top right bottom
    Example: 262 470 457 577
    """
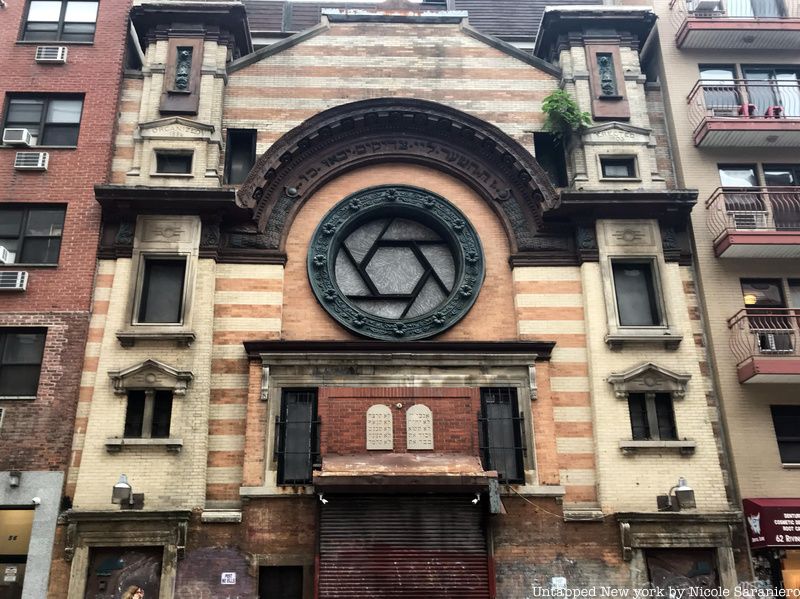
4 96 83 146
21 1 99 42
771 405 800 464
276 389 320 485
478 388 525 484
628 392 677 441
0 207 64 265
0 330 46 397
124 390 173 438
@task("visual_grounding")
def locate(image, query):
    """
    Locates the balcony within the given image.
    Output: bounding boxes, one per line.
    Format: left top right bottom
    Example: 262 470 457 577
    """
670 0 800 49
728 309 800 382
688 80 800 147
706 187 800 257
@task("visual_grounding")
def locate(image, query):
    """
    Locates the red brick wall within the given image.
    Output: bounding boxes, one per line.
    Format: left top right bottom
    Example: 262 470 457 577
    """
0 314 88 471
0 0 131 473
319 387 481 456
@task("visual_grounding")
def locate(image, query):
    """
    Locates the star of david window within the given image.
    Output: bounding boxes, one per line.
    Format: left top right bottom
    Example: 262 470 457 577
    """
308 186 485 340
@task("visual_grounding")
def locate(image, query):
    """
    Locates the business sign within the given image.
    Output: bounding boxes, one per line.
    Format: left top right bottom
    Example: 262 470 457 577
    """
743 498 800 548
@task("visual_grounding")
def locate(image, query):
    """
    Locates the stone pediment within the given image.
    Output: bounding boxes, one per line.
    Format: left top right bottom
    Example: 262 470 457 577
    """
108 359 193 396
136 117 214 140
582 122 652 145
607 362 691 399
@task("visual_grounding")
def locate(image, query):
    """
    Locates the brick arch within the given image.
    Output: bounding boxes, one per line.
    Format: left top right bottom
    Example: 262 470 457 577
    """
236 98 558 255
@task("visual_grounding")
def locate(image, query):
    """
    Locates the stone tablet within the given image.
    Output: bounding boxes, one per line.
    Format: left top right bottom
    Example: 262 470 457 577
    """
406 404 433 450
366 404 393 450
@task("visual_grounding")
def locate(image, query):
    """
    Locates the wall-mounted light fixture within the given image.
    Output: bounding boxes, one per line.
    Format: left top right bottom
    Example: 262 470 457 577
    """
8 470 21 488
657 477 696 512
111 474 144 510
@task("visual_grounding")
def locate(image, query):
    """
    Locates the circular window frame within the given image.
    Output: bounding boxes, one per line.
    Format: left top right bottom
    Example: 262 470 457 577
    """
307 185 485 340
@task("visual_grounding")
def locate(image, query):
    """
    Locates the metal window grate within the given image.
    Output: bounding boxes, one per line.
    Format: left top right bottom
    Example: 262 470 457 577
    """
275 389 320 485
478 388 525 484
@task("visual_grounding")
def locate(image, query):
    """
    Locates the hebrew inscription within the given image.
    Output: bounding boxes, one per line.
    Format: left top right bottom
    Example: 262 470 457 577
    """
366 404 393 450
406 404 434 450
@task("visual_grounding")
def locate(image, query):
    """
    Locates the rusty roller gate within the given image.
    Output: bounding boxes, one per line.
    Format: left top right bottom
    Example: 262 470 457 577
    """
318 495 491 598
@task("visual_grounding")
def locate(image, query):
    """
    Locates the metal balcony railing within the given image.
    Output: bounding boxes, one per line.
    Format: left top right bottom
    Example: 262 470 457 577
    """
728 308 800 365
670 0 797 31
706 186 800 240
688 80 800 132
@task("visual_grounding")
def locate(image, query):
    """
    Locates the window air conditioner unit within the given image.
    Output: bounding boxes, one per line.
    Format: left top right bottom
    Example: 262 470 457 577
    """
693 0 722 10
3 128 32 146
14 151 48 171
35 46 68 63
732 212 767 229
0 246 10 265
0 271 28 291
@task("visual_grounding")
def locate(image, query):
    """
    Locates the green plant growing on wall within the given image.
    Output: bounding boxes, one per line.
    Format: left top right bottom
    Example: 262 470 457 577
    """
542 89 592 141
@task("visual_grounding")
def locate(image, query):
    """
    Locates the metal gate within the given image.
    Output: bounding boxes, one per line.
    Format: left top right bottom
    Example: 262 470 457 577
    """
318 495 491 598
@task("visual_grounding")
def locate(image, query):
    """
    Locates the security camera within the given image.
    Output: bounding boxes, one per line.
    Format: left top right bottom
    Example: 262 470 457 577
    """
31 497 41 506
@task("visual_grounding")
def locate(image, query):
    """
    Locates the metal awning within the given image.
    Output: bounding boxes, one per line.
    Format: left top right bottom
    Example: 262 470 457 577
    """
744 498 800 548
314 453 497 492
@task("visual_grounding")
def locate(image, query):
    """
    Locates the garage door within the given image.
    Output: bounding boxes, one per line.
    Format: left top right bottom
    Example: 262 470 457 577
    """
319 495 491 598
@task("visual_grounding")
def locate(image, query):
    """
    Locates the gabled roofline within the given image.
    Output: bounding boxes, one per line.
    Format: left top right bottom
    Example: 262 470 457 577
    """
460 23 560 77
230 14 560 78
230 20 330 72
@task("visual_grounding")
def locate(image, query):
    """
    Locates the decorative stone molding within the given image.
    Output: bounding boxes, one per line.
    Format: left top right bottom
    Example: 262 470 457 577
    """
105 437 184 453
237 98 558 256
607 362 691 400
618 439 697 455
307 185 485 340
136 116 215 142
108 359 194 396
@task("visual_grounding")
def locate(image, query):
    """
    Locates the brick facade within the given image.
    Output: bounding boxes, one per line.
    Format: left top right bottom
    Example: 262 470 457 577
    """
0 0 131 472
61 4 746 598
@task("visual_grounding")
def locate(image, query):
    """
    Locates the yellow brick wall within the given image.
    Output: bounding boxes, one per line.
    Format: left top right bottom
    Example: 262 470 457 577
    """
652 0 800 499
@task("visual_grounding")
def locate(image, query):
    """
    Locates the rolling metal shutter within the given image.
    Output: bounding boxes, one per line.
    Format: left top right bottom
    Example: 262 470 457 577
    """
319 495 491 598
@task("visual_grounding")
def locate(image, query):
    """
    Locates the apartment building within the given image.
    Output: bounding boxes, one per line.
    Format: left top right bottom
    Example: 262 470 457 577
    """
48 1 753 596
651 0 800 590
0 1 130 598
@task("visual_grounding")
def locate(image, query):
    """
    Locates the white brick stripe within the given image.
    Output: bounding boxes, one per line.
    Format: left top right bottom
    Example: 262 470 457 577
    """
515 293 583 307
213 317 281 332
216 264 283 278
210 345 249 359
550 348 588 362
213 291 282 305
513 268 581 282
208 435 246 452
209 405 247 420
206 466 243 484
209 374 249 389
556 437 595 454
553 406 593 423
559 469 597 486
519 321 585 335
549 377 591 393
